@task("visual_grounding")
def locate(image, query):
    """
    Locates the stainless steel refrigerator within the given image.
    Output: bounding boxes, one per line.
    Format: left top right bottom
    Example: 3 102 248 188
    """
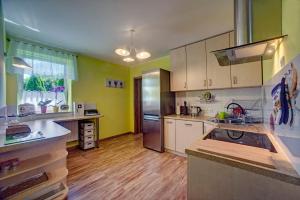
142 69 175 152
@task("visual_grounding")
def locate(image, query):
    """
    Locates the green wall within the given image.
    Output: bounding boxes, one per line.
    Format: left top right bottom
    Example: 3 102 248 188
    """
6 53 131 139
72 55 130 139
252 0 282 42
129 55 170 132
263 0 300 81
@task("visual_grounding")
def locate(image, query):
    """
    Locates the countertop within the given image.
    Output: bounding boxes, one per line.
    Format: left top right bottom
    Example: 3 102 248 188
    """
0 114 103 153
164 114 300 185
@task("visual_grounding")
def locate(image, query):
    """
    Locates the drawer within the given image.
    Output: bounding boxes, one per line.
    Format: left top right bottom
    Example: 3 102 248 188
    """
80 141 95 150
80 129 94 136
80 134 94 143
80 122 94 130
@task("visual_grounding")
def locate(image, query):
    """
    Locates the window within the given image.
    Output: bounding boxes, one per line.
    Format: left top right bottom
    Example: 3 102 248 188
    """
6 38 77 113
21 59 67 111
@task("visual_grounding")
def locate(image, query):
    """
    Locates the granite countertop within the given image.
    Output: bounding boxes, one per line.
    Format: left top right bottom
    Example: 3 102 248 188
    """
164 114 300 185
0 114 104 153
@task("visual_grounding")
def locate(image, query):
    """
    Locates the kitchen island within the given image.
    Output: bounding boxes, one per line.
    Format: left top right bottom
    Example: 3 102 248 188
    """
0 114 103 199
0 118 70 200
185 122 300 200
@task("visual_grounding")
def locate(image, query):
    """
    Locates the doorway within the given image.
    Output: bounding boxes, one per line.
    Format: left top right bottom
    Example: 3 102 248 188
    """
134 77 143 134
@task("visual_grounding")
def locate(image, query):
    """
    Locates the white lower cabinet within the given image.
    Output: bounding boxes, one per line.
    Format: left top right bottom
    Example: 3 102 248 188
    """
203 122 217 135
175 120 203 154
164 119 176 151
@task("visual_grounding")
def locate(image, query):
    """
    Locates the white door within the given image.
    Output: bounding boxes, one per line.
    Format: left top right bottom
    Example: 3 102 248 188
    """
186 41 207 90
229 32 262 88
164 119 176 151
170 47 187 91
206 33 231 89
175 120 203 153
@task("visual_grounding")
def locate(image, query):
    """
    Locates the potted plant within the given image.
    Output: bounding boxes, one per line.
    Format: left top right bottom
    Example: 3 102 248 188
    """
38 100 52 114
52 85 65 112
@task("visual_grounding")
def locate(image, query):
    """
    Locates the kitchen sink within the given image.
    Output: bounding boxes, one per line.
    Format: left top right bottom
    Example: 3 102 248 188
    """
204 128 277 153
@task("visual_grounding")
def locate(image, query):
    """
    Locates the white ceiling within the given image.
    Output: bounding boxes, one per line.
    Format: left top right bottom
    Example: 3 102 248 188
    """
3 0 234 66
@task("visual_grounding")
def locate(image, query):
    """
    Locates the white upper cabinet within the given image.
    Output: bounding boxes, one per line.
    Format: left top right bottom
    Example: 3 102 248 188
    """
186 41 207 90
206 33 231 89
170 32 263 91
229 32 262 88
170 47 187 91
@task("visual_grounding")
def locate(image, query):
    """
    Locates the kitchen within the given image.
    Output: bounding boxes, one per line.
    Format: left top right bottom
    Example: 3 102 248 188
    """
0 0 300 199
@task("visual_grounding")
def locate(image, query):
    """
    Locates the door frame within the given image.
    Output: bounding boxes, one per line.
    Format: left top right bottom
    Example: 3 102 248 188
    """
134 77 142 134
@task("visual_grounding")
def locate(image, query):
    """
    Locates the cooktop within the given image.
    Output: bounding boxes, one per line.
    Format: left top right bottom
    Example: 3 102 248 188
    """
204 128 277 153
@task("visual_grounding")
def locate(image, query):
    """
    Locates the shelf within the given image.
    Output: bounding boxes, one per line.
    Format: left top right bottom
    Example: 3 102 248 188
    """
0 150 68 182
29 182 68 200
8 168 68 200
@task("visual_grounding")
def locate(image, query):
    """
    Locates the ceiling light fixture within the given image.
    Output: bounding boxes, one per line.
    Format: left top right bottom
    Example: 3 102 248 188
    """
115 48 130 56
115 29 151 62
123 57 135 62
136 51 151 59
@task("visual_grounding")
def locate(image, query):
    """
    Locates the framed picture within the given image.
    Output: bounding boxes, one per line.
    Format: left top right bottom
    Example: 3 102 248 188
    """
105 79 124 88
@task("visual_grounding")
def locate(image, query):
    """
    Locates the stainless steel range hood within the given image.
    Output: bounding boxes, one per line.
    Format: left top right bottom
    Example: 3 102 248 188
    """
213 0 286 66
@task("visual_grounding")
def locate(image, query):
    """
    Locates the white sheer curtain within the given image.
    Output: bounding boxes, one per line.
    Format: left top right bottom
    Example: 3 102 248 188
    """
6 38 77 110
6 39 78 79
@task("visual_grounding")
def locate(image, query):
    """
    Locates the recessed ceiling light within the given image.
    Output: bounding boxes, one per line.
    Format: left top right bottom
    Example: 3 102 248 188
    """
4 18 20 26
24 25 40 32
136 51 151 59
123 57 135 62
115 48 130 56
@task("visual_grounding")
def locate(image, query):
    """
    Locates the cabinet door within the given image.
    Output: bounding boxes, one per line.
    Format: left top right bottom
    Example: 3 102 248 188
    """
164 119 176 151
206 33 231 89
229 32 262 88
175 120 203 154
186 41 207 90
170 47 187 91
203 123 216 135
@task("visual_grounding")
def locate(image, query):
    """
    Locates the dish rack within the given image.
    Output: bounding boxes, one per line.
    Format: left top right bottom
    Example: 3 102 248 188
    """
225 99 263 122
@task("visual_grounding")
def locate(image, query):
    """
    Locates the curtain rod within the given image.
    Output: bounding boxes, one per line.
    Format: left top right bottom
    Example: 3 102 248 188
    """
6 38 78 57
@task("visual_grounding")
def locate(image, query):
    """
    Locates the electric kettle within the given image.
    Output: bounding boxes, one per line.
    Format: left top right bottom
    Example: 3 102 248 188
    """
190 106 202 117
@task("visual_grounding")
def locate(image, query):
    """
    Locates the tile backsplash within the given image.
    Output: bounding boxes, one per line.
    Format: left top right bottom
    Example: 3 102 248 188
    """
176 87 262 117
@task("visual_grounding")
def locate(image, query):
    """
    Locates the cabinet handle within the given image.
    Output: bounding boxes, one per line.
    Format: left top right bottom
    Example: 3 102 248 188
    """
204 80 207 87
209 79 212 86
167 121 173 124
185 123 193 126
184 82 187 88
233 76 238 85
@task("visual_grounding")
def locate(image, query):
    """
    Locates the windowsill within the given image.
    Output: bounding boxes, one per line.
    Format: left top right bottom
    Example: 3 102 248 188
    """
33 111 73 116
9 111 74 123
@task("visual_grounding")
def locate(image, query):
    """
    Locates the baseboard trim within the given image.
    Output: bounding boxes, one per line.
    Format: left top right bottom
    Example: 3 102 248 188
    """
67 131 134 151
99 131 134 141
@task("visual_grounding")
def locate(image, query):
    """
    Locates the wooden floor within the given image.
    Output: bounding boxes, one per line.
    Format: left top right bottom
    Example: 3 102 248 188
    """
67 134 187 200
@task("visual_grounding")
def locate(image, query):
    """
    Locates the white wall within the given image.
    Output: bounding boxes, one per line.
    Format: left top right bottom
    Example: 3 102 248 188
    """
176 87 262 117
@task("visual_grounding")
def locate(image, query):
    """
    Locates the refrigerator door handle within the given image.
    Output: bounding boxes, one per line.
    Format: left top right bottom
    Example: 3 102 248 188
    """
143 115 160 121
